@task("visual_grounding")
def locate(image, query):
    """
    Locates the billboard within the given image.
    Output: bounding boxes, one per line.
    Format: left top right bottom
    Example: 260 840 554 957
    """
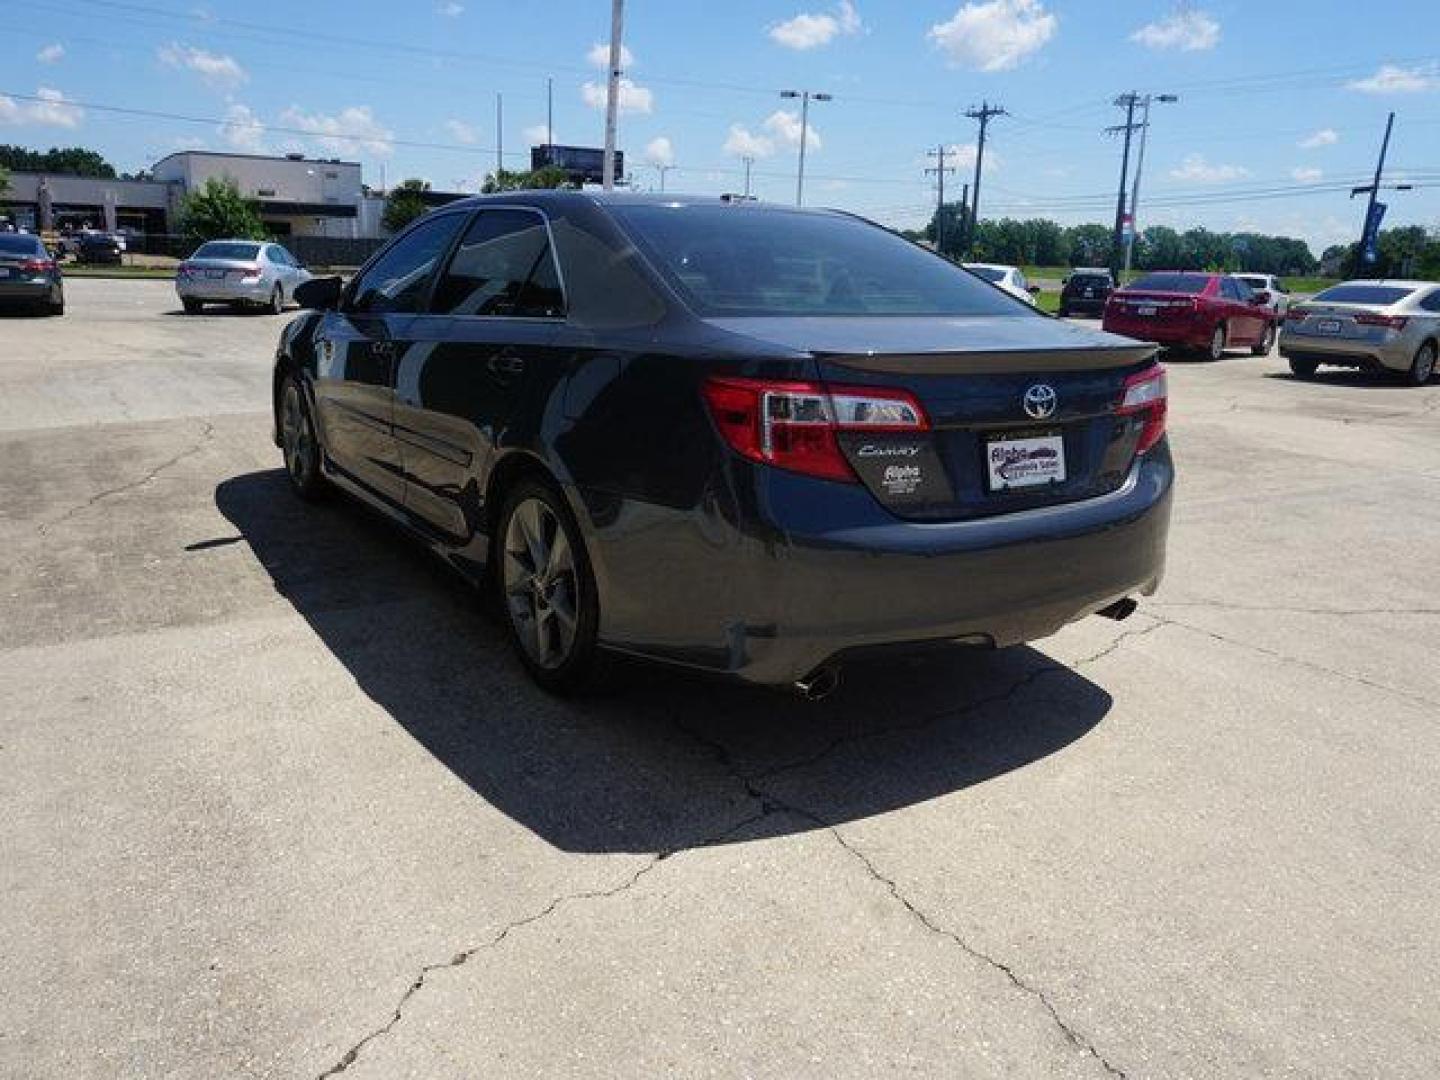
531 144 622 185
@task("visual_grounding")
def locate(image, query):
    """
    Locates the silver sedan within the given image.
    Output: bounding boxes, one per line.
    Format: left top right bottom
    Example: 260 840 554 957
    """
176 240 311 315
1280 280 1440 385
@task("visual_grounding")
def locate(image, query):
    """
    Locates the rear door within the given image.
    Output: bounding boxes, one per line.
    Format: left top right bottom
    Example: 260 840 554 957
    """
311 211 469 506
395 207 566 540
1224 277 1264 343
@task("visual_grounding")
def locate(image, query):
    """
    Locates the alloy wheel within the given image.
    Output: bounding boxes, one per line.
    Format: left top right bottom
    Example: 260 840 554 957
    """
1412 343 1437 385
502 497 580 670
280 382 315 485
1209 325 1226 361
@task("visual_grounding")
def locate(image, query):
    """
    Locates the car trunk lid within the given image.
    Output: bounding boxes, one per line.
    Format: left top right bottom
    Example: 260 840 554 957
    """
706 315 1159 521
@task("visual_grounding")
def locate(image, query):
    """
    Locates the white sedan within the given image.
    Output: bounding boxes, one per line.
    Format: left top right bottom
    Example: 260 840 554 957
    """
963 262 1039 306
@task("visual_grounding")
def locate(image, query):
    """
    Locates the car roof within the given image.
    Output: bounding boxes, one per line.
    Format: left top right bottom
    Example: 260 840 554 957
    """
438 189 847 218
962 262 1016 271
1329 278 1436 289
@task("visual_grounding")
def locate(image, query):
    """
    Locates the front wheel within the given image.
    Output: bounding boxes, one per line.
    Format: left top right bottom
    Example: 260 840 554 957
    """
496 479 603 695
1251 322 1275 357
278 375 327 500
1289 356 1319 379
1406 341 1437 386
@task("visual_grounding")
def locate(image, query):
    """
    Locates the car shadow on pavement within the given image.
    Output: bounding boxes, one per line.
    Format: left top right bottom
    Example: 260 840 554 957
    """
216 470 1112 855
1262 371 1421 388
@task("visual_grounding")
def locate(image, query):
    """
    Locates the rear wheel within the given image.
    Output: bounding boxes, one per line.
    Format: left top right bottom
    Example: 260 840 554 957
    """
1406 341 1437 386
496 479 603 695
182 298 203 315
1206 323 1227 362
45 288 64 316
278 375 327 500
268 285 284 315
1289 356 1319 379
1251 322 1275 357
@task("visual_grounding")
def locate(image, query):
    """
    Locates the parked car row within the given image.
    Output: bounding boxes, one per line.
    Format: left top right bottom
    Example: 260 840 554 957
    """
0 232 65 315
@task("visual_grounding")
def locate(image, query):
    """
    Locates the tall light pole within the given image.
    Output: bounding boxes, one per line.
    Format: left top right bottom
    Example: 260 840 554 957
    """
1123 93 1178 276
602 0 625 191
780 89 831 206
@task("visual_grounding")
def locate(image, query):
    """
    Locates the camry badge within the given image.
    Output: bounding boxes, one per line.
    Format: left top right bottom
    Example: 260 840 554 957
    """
1022 383 1058 420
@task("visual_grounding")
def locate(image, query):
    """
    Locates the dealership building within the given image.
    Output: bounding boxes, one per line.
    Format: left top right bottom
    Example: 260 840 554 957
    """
1 150 398 238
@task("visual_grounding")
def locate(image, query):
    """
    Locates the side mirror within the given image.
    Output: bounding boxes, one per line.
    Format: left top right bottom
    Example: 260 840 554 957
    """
294 276 343 310
1250 290 1271 305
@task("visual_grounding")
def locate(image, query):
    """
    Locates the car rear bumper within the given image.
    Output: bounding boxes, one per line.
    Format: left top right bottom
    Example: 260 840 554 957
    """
1060 297 1107 314
0 280 57 302
177 279 272 303
1279 333 1411 372
582 447 1174 686
1101 315 1210 348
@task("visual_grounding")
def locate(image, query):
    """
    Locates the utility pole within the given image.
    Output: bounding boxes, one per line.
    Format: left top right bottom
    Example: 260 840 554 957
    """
963 101 1005 254
1123 93 1179 275
780 89 833 206
496 92 504 176
602 0 625 190
653 163 675 192
1106 93 1143 278
925 144 957 255
742 156 754 198
1349 112 1410 269
546 76 554 153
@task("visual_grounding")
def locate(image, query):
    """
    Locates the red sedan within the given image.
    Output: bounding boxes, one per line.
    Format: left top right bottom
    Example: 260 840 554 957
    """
1103 272 1275 360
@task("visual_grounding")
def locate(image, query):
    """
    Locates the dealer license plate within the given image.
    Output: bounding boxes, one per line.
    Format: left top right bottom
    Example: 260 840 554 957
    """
1137 304 1157 316
1316 319 1342 335
987 433 1066 492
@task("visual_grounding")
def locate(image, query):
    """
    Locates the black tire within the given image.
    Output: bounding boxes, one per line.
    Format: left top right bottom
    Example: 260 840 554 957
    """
268 285 284 315
182 298 203 315
1057 306 1069 318
494 478 604 695
277 374 327 501
1289 356 1319 379
1251 322 1275 357
1406 341 1437 386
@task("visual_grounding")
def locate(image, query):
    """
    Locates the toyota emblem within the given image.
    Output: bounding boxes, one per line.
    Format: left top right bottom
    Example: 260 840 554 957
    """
1022 383 1058 420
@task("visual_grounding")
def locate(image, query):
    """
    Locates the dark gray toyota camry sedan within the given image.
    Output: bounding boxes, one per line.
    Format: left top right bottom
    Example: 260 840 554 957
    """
273 192 1171 695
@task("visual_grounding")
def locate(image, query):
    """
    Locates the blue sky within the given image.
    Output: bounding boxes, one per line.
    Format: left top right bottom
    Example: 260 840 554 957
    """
2 0 1437 253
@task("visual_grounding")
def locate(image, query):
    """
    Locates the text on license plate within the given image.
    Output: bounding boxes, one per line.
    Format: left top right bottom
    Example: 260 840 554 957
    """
1317 319 1342 334
987 433 1066 491
1137 304 1157 316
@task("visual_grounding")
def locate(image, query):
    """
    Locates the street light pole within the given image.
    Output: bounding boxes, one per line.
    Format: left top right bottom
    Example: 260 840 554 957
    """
1123 93 1177 276
780 89 832 206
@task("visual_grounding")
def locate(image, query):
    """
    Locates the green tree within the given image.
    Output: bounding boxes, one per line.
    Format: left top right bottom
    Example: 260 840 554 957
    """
177 177 266 245
1065 223 1112 268
0 163 10 198
382 178 432 233
0 145 116 177
924 200 969 259
480 166 571 193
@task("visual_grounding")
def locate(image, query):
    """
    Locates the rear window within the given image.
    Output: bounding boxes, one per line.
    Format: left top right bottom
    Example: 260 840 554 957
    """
1069 273 1111 286
193 242 260 261
967 266 1005 283
1235 276 1267 290
1312 284 1415 306
1128 273 1211 294
609 204 1023 318
0 235 43 255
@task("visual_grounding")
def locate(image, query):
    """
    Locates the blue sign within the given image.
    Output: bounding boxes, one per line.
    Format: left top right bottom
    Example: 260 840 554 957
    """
1361 201 1387 264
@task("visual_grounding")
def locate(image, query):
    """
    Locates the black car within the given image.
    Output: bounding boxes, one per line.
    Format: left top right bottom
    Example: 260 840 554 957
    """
77 231 124 265
1059 269 1116 318
0 233 65 315
275 193 1172 694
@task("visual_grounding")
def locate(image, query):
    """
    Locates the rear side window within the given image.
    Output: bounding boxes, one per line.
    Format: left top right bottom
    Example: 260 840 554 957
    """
1421 289 1440 313
1312 284 1416 306
431 209 565 318
1129 273 1211 294
348 212 468 315
194 241 260 261
0 235 42 255
611 204 1023 317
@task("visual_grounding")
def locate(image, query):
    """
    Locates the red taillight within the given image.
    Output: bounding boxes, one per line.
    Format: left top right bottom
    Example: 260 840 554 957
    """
1117 364 1167 455
239 265 262 281
702 377 928 483
1354 312 1407 330
1285 307 1308 321
19 258 55 273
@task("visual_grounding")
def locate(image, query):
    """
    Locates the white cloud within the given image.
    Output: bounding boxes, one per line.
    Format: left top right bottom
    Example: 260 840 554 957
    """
435 1 463 15
157 42 248 89
1169 153 1250 183
586 42 635 69
1290 166 1323 184
1346 63 1440 94
580 77 653 114
936 142 998 173
928 0 1056 72
444 118 478 144
0 87 84 128
218 103 266 152
768 1 862 50
524 123 555 146
764 109 821 151
722 123 775 159
278 105 394 157
643 136 675 167
1298 128 1338 149
36 43 64 64
1130 10 1220 52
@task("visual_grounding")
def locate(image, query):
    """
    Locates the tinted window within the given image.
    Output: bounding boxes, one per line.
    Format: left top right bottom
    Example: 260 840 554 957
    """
0 235 43 255
194 242 260 261
1312 284 1416 306
968 266 1006 283
431 209 564 318
611 205 1023 317
1129 273 1211 294
349 212 468 315
1070 273 1110 287
1235 275 1266 291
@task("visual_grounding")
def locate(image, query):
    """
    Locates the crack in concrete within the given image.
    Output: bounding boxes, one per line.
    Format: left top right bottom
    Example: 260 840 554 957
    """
1154 599 1440 618
36 420 215 535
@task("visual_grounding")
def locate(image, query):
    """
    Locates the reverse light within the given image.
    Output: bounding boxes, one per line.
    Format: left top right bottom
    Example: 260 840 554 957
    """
702 377 928 483
1285 307 1308 321
1117 364 1168 455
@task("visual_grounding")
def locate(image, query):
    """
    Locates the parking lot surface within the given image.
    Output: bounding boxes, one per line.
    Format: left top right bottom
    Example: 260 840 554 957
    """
3 279 1439 1079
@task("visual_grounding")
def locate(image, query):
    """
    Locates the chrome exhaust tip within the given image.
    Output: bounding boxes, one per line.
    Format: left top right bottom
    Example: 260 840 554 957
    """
1096 598 1139 622
794 665 841 701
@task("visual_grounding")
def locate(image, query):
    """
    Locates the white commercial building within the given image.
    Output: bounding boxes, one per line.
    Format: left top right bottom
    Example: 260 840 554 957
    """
150 151 366 238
